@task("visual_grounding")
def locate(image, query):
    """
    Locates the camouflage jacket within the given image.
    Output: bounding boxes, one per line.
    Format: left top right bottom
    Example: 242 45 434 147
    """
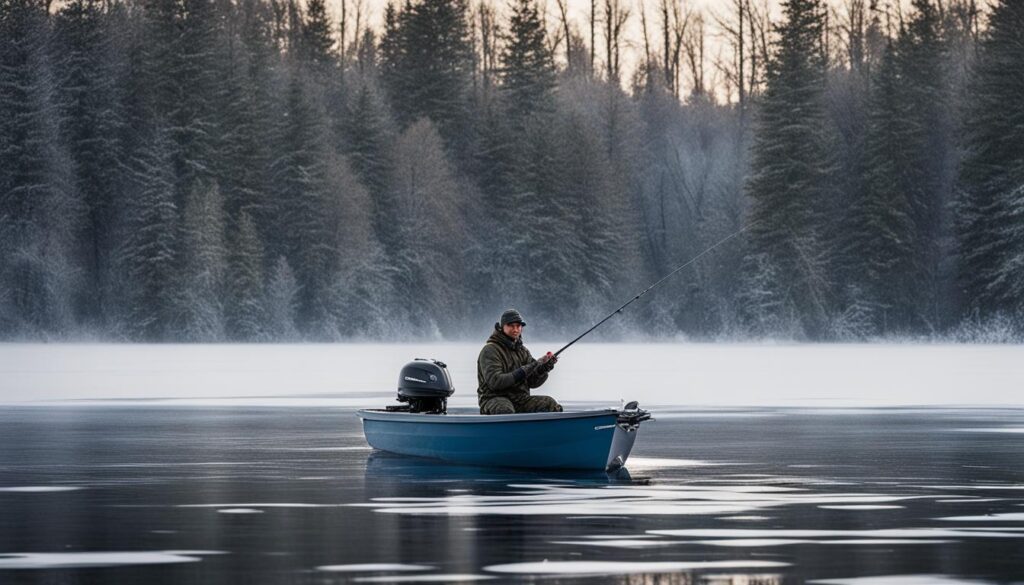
476 326 548 403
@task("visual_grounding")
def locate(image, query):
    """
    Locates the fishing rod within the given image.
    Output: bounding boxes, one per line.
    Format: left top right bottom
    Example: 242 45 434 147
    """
552 223 754 358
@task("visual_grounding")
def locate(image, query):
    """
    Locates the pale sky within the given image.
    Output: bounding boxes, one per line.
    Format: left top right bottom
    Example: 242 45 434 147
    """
333 0 926 101
337 0 779 99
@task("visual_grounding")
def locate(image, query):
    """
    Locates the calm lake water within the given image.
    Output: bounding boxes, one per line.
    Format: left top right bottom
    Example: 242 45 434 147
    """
1 403 1022 584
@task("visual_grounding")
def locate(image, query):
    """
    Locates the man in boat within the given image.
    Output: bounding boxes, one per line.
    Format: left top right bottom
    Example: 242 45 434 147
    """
477 309 562 415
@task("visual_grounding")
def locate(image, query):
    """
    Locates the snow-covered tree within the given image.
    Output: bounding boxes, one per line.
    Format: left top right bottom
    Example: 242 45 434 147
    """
265 256 300 340
380 0 474 149
269 71 341 336
500 0 555 120
225 210 266 341
54 0 130 328
956 0 1024 325
851 43 918 332
386 119 468 333
0 0 84 337
176 180 227 340
118 124 178 341
741 0 832 338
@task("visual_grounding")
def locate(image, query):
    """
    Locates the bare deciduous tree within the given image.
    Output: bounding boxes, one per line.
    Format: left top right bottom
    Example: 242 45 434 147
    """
474 1 499 89
603 0 629 82
554 0 573 70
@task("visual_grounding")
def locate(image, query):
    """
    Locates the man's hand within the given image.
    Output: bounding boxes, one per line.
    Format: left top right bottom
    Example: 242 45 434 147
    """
537 352 558 373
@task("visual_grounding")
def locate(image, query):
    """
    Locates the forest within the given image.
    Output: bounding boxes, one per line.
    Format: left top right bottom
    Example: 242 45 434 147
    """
0 0 1022 342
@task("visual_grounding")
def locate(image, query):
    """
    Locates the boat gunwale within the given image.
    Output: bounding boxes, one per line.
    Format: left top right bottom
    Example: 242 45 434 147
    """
355 408 621 424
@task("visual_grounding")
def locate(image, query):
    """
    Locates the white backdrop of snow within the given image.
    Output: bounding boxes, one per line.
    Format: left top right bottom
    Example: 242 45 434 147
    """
0 343 1021 406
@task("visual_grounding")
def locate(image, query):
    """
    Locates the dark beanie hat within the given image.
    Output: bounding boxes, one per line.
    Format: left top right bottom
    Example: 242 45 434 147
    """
500 308 526 326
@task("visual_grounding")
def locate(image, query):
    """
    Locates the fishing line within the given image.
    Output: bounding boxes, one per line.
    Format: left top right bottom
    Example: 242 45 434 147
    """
552 221 755 357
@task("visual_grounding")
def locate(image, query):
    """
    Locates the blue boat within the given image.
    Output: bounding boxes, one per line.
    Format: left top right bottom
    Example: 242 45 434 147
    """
357 406 649 471
356 358 651 471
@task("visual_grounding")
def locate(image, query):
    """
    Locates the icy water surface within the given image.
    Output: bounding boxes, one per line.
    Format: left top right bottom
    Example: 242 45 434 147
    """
1 404 1023 584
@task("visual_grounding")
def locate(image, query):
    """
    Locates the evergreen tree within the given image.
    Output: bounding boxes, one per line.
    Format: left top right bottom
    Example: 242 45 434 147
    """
176 180 227 340
119 125 178 341
845 42 917 333
479 0 561 314
379 0 474 139
54 0 129 327
227 0 279 257
136 0 222 209
956 0 1024 322
269 72 340 337
299 0 335 68
0 0 84 336
741 0 832 338
538 110 610 323
386 119 467 333
265 255 300 340
328 155 393 337
822 27 876 338
177 0 223 191
379 2 403 84
225 210 266 340
499 0 556 120
342 79 394 203
342 77 397 263
893 0 956 329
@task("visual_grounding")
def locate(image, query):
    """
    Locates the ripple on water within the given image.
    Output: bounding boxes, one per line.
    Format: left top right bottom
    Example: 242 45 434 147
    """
0 486 82 493
809 575 997 585
953 427 1024 434
483 560 790 575
817 505 905 510
549 539 679 549
624 457 726 468
316 564 433 572
648 528 1024 539
0 551 224 569
354 575 493 583
179 503 344 508
937 513 1024 521
352 481 939 516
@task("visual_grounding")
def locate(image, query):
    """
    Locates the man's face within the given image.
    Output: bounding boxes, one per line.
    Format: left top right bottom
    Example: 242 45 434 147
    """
502 322 524 340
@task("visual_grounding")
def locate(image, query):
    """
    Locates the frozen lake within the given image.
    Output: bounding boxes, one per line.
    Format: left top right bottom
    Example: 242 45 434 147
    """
1 405 1023 584
1 342 1022 406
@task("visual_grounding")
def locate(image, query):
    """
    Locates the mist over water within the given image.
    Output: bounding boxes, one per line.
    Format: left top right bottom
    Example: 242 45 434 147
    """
2 343 1023 406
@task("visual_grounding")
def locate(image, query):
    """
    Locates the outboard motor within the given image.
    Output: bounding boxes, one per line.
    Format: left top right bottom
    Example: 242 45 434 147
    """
391 358 455 414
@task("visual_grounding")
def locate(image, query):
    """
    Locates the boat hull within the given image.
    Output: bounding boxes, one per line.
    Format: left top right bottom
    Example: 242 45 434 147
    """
356 409 642 471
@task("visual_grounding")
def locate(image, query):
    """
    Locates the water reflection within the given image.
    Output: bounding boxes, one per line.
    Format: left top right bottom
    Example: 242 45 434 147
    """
2 406 1023 584
363 451 635 484
355 465 947 517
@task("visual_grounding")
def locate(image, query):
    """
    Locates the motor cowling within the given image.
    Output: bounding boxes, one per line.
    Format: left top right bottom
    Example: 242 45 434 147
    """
395 358 454 414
